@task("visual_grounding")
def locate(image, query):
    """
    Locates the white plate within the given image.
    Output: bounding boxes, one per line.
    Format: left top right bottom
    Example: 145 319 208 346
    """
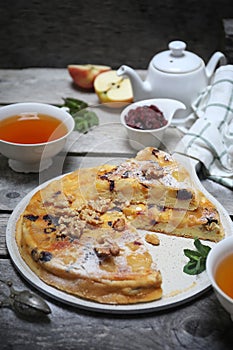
6 165 233 314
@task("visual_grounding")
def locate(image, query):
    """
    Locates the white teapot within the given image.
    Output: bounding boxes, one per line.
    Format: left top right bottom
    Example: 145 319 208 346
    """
117 41 226 118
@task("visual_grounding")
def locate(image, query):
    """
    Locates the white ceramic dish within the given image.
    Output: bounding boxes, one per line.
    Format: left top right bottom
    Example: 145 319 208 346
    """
6 156 233 314
206 236 233 321
0 103 75 173
120 98 185 150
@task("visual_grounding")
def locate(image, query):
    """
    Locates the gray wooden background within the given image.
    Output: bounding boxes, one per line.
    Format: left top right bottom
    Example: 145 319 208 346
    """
0 0 233 69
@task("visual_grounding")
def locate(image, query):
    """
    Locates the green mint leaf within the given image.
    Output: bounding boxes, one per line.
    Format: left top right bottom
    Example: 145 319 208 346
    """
183 260 199 275
183 257 207 275
73 110 99 133
183 239 211 275
61 97 99 133
198 257 207 274
62 97 88 115
183 249 202 261
194 238 211 258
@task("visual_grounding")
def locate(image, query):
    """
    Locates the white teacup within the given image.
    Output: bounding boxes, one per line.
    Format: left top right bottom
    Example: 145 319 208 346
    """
206 236 233 321
0 102 75 173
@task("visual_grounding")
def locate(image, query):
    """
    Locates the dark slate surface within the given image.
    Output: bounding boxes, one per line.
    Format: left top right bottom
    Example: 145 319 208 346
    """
0 0 233 68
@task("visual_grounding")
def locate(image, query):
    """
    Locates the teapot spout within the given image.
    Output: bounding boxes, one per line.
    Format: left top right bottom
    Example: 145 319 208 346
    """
117 65 150 101
206 52 227 79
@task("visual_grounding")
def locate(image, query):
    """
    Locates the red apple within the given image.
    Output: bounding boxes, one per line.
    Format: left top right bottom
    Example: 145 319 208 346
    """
68 64 111 90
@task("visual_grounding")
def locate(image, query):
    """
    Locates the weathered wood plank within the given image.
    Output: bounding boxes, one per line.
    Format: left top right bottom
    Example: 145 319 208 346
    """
65 116 182 154
0 68 145 105
0 258 233 350
1 154 233 214
0 68 97 105
0 213 9 257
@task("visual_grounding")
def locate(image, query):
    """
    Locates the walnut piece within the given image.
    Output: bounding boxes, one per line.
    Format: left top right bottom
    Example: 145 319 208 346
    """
88 198 111 213
79 208 103 225
58 215 85 238
94 238 120 259
112 217 126 231
145 233 160 246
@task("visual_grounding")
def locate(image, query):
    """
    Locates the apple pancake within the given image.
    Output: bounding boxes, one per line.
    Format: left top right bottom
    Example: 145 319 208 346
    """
15 147 224 305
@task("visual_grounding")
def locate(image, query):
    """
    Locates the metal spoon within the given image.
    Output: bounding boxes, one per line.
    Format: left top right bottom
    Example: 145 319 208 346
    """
0 279 51 316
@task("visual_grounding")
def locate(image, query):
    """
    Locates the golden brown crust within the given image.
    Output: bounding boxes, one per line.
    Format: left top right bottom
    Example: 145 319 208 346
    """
95 147 201 211
16 206 162 304
15 147 225 305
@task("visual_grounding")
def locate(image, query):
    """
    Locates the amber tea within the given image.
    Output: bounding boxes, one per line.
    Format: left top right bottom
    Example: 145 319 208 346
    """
215 253 233 299
0 113 68 144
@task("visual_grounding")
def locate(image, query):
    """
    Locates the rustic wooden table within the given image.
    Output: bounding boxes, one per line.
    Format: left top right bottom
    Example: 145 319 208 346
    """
0 69 233 350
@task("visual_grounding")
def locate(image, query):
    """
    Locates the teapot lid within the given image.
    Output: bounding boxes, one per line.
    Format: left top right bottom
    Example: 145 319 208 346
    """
152 41 203 73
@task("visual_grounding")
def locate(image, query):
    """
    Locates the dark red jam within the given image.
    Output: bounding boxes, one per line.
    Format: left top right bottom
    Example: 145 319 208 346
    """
125 105 167 130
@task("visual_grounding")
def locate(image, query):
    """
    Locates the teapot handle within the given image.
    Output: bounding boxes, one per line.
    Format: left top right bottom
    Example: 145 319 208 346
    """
206 52 227 79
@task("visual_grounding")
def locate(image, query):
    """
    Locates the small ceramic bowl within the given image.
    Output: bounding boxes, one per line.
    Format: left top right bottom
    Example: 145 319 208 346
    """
120 98 186 150
0 102 75 173
206 236 233 321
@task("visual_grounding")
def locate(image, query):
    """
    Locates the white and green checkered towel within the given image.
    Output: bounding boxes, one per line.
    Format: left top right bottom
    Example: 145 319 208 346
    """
175 65 233 189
